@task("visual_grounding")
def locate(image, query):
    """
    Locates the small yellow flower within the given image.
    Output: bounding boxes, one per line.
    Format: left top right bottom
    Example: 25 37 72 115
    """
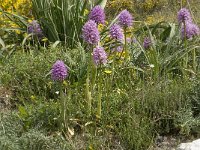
145 15 154 25
117 88 121 94
104 36 110 42
105 21 108 25
98 23 104 32
145 14 164 25
30 95 36 101
41 37 48 42
15 30 21 34
88 144 94 150
23 33 28 37
48 81 53 89
83 9 89 16
63 80 68 87
116 51 125 58
28 19 33 23
96 114 101 119
104 69 112 74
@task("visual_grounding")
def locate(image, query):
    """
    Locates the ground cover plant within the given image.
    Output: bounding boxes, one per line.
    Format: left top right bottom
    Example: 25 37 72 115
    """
0 0 200 149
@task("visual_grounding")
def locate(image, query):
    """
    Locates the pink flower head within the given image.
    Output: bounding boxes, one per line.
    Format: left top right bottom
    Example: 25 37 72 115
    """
118 10 133 28
89 5 105 24
82 20 100 45
93 46 107 65
51 60 68 81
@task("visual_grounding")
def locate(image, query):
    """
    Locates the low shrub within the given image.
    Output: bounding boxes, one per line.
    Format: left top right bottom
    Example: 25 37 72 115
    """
0 45 87 103
0 113 72 150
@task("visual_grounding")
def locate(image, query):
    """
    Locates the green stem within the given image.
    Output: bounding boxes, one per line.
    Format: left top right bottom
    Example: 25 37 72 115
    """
183 21 188 70
119 27 129 62
90 45 97 93
124 28 129 62
192 49 196 73
91 62 97 93
105 73 110 111
85 45 93 116
111 40 117 83
97 65 102 119
86 77 92 116
60 84 67 131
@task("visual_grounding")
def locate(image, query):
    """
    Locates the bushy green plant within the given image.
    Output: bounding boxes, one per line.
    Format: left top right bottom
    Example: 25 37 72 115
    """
0 44 87 102
1 50 54 101
174 108 200 136
0 113 73 150
17 100 60 131
131 21 200 80
31 0 107 48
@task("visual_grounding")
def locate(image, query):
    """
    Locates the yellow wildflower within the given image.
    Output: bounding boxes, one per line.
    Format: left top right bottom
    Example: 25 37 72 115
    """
41 37 48 42
28 19 33 23
98 23 105 32
83 9 89 16
15 30 21 34
104 69 112 74
30 95 36 101
63 80 68 87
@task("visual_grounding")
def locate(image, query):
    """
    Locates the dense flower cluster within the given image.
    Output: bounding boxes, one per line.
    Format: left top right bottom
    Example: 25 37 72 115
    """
118 10 133 28
109 24 124 41
82 20 100 45
51 60 68 81
177 8 200 39
181 22 200 39
0 0 32 15
143 37 151 49
89 5 105 24
93 46 107 65
0 0 32 29
177 8 192 23
28 20 43 38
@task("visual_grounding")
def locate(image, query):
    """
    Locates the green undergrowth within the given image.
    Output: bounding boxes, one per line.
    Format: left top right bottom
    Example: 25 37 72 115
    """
0 0 200 149
0 48 200 149
0 112 72 150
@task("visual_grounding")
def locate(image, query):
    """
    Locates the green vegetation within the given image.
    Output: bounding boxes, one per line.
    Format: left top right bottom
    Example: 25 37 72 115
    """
0 0 200 150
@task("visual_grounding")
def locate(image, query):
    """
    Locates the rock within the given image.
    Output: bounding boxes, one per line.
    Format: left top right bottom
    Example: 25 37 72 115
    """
153 135 178 150
177 139 200 150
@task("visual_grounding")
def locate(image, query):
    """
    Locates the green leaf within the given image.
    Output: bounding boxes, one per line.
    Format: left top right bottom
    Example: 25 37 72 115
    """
52 41 61 48
0 37 6 49
97 0 107 9
18 105 28 118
